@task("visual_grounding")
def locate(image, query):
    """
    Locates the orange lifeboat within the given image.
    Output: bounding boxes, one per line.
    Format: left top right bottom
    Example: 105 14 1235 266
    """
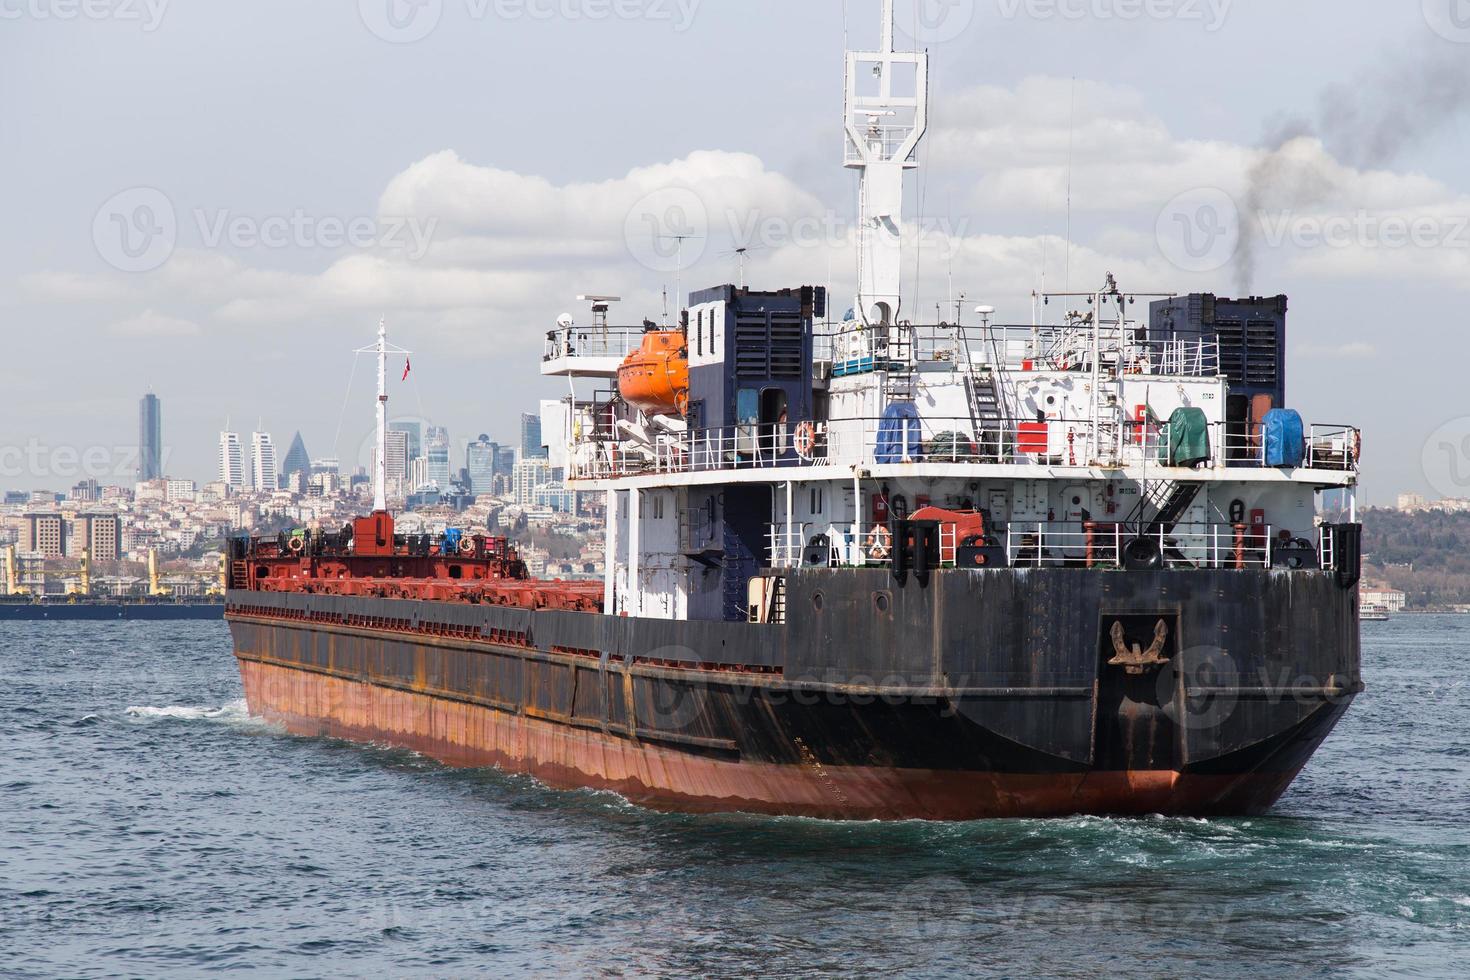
618 328 689 417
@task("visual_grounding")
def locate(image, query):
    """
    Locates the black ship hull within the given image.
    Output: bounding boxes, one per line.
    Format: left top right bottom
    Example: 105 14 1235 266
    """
227 568 1361 820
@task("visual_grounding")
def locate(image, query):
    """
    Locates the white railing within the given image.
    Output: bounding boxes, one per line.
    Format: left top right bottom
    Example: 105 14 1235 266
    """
769 522 897 569
568 415 1362 480
543 325 647 363
844 125 921 164
768 521 1310 572
1004 522 1275 570
821 322 1221 379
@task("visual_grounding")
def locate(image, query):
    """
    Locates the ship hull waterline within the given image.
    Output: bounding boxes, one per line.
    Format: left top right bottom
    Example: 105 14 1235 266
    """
228 567 1360 822
237 658 1346 820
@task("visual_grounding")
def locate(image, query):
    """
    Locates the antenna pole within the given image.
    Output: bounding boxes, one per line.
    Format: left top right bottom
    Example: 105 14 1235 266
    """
374 318 387 512
357 319 411 514
845 0 928 327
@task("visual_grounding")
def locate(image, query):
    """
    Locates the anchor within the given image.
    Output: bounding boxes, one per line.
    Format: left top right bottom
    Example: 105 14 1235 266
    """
1108 619 1171 675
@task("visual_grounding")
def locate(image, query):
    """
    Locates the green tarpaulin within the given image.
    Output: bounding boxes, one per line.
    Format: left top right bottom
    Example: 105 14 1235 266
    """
1167 407 1211 467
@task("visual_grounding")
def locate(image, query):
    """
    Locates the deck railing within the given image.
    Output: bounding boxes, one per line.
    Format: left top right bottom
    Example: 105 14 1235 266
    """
542 325 648 364
569 415 1361 479
768 520 1337 572
821 322 1221 379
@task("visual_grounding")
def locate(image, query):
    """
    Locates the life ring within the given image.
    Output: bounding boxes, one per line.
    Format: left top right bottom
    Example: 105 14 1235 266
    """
458 536 476 555
286 535 305 555
793 421 818 460
866 525 892 561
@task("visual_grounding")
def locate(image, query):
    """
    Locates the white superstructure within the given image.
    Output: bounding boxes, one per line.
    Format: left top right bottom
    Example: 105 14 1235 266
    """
539 3 1361 625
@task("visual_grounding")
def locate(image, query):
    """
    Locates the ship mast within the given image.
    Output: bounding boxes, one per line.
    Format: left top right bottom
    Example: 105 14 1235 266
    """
357 318 410 513
845 0 929 327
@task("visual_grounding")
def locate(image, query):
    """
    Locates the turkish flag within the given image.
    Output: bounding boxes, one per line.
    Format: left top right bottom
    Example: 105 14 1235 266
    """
402 358 411 381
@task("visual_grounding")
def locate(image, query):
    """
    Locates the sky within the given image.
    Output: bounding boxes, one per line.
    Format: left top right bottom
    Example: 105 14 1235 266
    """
2 0 1468 504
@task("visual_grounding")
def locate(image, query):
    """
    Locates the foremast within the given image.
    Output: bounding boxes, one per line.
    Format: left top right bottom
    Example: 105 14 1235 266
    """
357 319 410 513
844 0 929 327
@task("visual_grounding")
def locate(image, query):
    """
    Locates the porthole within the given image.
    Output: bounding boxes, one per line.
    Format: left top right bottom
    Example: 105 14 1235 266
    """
812 591 824 611
874 591 891 614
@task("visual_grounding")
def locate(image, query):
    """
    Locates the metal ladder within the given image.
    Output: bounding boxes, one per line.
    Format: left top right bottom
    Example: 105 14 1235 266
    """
882 324 917 402
1128 481 1201 537
956 324 1006 457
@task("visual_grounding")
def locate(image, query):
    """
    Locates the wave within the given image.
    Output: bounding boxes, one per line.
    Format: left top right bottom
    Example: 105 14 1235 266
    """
124 699 252 723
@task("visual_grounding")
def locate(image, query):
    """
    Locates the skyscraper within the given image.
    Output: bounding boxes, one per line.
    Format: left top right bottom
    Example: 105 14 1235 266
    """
426 425 451 488
520 412 546 459
382 429 409 497
218 431 245 489
512 458 553 505
281 432 310 480
389 421 422 462
251 431 277 492
138 393 162 481
465 435 496 495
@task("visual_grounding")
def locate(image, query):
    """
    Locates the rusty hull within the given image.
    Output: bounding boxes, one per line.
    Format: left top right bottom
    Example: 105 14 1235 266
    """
228 566 1359 821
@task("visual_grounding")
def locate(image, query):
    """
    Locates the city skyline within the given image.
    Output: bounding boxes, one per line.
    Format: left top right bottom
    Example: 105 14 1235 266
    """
1 384 544 497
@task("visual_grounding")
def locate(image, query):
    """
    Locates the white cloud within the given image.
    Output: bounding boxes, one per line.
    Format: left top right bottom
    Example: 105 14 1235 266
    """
20 77 1470 349
107 309 202 338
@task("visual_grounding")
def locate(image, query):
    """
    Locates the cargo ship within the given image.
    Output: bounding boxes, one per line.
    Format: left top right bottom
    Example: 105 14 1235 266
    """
225 3 1363 820
1 546 224 620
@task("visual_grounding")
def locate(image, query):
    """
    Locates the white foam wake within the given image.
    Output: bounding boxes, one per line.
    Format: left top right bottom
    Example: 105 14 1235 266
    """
125 699 251 722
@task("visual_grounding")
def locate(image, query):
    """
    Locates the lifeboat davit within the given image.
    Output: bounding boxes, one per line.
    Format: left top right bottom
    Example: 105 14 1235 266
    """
618 328 689 417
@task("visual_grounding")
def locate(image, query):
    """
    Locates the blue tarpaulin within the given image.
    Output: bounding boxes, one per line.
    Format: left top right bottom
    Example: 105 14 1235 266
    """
1263 408 1306 467
875 402 923 464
